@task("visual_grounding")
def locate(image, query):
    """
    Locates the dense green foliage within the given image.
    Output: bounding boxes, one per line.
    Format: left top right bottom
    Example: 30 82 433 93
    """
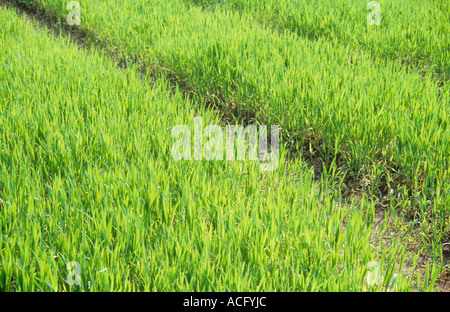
0 0 447 291
16 0 450 230
1 6 422 291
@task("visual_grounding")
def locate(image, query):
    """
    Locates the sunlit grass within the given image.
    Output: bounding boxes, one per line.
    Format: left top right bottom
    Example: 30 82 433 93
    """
0 7 427 291
15 0 450 234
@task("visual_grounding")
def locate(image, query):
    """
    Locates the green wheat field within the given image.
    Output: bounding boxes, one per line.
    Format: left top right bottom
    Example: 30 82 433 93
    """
0 0 449 291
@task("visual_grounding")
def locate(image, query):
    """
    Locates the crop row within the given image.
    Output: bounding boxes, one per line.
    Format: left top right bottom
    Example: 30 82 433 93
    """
188 0 450 79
